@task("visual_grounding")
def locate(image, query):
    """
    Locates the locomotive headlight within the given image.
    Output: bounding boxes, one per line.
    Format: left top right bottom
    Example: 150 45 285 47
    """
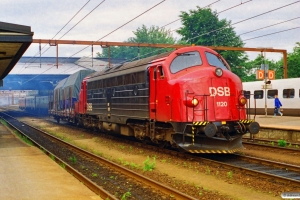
215 68 223 77
191 98 199 106
239 96 247 106
184 98 199 107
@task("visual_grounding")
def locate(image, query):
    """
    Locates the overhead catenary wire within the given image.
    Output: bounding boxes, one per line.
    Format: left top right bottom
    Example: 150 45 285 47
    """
238 16 300 36
218 0 252 14
121 1 300 64
18 0 94 74
21 1 300 82
53 0 300 67
160 0 221 29
19 0 105 74
35 0 94 58
61 0 167 66
58 0 105 40
77 0 251 66
116 0 257 63
23 0 167 77
53 0 92 40
243 26 300 41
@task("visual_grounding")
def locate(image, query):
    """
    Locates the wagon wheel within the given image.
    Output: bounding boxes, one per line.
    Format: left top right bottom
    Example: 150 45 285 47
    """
158 141 168 148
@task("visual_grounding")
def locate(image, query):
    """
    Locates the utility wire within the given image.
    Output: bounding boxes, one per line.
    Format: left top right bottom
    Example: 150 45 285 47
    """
77 0 224 67
19 0 94 74
160 0 221 29
24 0 167 78
244 26 300 41
58 0 105 40
62 0 166 63
29 0 105 69
54 0 92 39
218 0 252 14
168 0 252 33
174 1 300 43
68 0 300 68
239 16 300 36
116 0 254 64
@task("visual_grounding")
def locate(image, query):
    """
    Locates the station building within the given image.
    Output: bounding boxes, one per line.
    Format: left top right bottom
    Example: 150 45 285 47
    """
0 56 125 105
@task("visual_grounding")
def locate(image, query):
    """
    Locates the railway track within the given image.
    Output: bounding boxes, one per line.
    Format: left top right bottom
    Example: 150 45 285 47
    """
243 138 300 153
199 154 300 189
0 112 197 200
3 108 300 195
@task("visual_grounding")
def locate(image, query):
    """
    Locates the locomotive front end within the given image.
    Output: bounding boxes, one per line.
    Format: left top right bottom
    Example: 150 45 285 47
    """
168 47 260 153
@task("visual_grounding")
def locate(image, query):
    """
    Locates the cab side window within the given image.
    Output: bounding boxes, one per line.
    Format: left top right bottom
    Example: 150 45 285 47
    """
158 65 164 79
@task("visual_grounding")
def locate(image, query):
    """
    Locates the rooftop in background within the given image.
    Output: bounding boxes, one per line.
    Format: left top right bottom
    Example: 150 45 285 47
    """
0 22 33 85
9 56 126 75
0 56 126 90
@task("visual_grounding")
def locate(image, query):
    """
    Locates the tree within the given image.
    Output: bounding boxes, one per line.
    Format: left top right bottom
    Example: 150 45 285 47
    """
242 54 279 82
176 7 248 77
276 42 300 78
97 25 176 60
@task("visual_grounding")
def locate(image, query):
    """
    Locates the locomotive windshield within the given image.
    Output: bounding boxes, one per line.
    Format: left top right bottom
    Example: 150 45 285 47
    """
205 52 229 70
170 51 202 73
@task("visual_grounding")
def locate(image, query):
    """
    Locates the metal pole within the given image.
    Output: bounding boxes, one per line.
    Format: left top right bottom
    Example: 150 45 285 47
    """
56 44 58 69
264 49 267 116
108 46 111 67
39 43 41 68
91 45 93 68
283 50 288 78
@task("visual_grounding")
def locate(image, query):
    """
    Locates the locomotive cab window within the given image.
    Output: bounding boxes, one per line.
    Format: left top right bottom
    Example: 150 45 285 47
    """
158 65 164 79
254 90 264 99
205 52 229 70
283 88 294 98
170 51 202 73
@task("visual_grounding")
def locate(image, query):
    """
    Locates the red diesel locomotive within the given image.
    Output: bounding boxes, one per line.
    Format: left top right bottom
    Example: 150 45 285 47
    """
51 46 260 153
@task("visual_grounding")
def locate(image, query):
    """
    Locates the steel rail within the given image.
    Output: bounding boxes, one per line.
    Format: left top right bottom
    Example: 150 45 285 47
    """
192 154 300 188
243 140 300 153
243 137 300 146
1 113 197 200
0 116 117 200
5 109 300 191
236 154 300 173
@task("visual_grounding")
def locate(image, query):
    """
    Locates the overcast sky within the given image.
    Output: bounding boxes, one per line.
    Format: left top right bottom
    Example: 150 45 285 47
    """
1 0 299 61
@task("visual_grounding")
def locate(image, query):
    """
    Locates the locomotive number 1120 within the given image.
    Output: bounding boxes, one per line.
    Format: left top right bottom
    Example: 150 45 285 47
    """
216 101 227 107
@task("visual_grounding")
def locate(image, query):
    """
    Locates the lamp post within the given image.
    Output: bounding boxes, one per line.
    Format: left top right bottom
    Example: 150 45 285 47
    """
264 49 267 116
258 47 273 117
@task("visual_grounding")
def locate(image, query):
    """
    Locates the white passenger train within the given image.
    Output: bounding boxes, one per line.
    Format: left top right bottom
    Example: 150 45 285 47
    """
243 78 300 116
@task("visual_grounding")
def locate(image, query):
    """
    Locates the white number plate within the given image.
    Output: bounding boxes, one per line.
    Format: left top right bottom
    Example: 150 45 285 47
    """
216 101 227 107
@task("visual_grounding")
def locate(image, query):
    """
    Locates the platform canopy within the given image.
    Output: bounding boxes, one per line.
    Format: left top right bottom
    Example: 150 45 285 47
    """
0 22 33 86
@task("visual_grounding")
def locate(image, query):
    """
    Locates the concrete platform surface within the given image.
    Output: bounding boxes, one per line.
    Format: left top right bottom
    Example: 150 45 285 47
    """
0 123 102 200
254 115 300 130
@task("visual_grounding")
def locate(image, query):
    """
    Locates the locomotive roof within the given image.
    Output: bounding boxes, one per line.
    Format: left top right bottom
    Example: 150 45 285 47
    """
87 51 171 81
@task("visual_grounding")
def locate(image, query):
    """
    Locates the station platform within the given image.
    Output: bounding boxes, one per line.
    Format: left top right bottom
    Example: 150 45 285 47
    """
254 115 300 131
0 122 101 200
